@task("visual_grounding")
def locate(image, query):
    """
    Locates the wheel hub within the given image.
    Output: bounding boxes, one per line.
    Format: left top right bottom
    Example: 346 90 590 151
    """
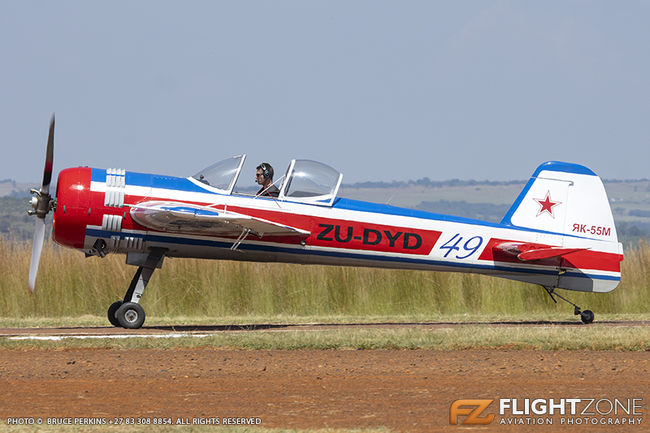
125 309 139 323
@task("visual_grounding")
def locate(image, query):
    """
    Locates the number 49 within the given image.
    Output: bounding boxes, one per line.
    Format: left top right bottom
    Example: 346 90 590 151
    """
440 233 483 259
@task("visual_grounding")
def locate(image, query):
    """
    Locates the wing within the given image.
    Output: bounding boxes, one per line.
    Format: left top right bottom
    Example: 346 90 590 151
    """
130 201 310 238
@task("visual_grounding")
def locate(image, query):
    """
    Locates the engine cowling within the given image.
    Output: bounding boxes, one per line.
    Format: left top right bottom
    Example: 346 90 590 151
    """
52 167 93 249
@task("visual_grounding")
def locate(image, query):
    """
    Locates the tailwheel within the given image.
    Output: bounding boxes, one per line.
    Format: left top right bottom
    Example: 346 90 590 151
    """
580 309 595 324
116 302 146 329
543 286 595 324
107 301 123 327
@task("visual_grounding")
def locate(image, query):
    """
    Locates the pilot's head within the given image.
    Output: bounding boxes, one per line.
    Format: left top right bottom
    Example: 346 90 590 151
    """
256 162 274 185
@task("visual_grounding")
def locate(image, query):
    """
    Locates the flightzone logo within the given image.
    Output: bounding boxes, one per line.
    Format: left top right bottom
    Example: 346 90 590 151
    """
450 399 494 425
450 398 644 426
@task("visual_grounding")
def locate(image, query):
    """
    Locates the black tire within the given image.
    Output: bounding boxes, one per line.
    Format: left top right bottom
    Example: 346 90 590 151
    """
116 302 146 329
107 301 123 327
580 309 594 324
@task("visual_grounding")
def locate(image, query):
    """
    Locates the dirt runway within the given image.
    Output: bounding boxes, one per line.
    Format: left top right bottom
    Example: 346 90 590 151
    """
0 347 647 432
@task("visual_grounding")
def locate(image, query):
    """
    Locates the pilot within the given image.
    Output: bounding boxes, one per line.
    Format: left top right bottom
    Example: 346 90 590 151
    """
255 162 280 197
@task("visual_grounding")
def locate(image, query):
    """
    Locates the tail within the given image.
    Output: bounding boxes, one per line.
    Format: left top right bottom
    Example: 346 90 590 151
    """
501 161 623 292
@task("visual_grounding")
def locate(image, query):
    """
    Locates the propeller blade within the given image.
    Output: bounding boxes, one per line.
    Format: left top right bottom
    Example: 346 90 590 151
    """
41 115 55 196
28 218 46 293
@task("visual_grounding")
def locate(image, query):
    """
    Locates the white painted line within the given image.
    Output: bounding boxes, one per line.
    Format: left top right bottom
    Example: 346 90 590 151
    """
8 333 213 341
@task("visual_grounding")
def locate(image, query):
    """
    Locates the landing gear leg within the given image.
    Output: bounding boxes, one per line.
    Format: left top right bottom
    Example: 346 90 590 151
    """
108 248 166 329
542 286 594 324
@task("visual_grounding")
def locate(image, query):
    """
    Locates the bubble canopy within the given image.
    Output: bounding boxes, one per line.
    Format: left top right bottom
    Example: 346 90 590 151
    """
278 159 343 206
188 155 342 206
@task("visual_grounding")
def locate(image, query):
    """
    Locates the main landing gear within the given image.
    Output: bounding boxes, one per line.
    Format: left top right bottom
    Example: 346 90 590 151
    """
108 248 166 329
542 286 594 324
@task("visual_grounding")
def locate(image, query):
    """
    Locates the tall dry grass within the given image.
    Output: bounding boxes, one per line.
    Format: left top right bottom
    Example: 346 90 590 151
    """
0 239 648 318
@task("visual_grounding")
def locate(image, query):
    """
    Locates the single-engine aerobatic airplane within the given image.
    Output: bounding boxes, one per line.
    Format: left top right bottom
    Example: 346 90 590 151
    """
28 117 624 328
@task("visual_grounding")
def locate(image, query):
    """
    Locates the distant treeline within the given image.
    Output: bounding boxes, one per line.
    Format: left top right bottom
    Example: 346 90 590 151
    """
342 178 525 189
603 178 650 184
343 177 650 189
416 200 509 223
629 209 650 218
617 221 650 241
0 178 31 198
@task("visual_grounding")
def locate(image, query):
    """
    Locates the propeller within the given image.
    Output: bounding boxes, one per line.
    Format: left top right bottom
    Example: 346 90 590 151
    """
27 115 56 293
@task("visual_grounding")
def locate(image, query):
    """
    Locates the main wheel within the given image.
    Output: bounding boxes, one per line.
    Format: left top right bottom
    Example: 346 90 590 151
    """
580 309 594 324
107 301 123 327
116 302 146 329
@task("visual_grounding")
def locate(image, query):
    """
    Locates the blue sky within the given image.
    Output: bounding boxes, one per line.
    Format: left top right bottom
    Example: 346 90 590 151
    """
1 1 648 184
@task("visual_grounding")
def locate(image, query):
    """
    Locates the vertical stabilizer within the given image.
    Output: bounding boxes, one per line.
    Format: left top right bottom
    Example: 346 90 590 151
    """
501 161 623 293
502 161 617 243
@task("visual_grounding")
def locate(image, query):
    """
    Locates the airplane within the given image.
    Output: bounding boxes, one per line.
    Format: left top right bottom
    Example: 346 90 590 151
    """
28 116 624 328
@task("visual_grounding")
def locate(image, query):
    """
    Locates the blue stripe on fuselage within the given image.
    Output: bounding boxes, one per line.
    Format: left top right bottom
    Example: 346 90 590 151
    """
91 168 215 194
91 168 498 227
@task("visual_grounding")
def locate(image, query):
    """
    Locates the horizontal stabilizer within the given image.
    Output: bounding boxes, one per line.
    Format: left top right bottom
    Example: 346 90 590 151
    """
496 242 588 261
518 247 588 261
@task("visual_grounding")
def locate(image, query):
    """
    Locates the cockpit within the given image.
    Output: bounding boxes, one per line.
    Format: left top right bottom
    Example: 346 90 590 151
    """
188 155 343 206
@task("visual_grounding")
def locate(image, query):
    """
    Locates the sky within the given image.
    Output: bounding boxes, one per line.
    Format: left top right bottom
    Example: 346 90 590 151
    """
1 1 649 185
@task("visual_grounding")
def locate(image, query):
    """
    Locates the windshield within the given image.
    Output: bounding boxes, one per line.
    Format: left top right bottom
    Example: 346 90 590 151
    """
190 155 245 194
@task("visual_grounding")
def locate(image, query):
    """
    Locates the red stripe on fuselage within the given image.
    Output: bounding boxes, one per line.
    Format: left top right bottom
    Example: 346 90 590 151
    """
479 238 622 273
96 190 441 255
227 205 442 255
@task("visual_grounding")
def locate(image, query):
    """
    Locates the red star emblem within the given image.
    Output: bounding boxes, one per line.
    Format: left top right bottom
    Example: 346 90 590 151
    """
534 191 561 218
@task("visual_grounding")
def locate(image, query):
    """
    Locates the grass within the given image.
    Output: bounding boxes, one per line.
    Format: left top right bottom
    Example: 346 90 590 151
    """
0 314 496 328
1 239 649 321
0 312 647 328
2 323 648 351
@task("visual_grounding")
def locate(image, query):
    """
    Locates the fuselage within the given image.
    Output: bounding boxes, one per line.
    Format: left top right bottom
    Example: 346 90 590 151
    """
52 166 623 293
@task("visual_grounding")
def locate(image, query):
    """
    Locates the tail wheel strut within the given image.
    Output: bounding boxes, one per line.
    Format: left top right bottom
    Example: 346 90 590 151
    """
543 286 594 324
